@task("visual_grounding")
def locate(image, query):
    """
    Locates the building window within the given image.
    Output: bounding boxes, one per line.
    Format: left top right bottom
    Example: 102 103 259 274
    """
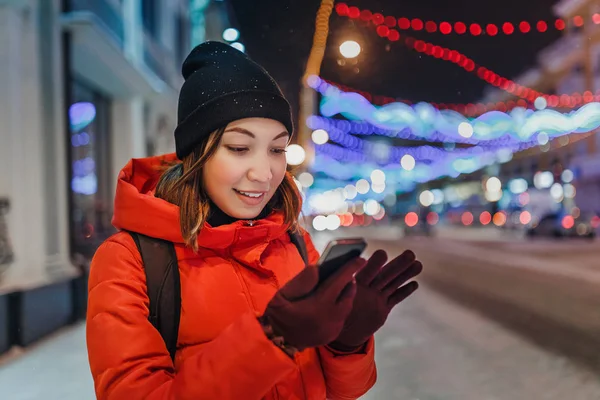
142 0 159 38
67 80 115 259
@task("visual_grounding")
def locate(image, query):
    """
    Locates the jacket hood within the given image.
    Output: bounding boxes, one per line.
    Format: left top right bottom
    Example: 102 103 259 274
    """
112 154 290 250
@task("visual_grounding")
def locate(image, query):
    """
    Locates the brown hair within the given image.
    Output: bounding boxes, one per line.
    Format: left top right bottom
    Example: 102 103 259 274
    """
154 127 302 252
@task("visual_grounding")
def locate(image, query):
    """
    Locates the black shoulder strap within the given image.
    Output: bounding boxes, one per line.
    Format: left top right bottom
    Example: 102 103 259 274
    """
289 230 309 265
128 232 181 362
127 228 306 363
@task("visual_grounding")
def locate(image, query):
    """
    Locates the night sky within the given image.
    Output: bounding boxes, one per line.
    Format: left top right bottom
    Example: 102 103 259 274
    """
228 0 562 121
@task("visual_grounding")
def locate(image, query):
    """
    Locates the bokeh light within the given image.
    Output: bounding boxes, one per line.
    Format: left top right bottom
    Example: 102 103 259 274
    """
285 144 306 165
405 212 419 227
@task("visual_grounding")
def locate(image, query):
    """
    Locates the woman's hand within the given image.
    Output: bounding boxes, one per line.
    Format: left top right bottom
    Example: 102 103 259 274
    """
262 257 366 352
329 250 423 351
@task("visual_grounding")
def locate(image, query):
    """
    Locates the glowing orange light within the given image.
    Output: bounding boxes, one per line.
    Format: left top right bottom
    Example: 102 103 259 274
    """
493 212 507 226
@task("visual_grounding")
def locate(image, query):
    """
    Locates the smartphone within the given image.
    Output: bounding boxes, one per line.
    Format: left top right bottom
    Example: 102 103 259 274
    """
317 238 367 282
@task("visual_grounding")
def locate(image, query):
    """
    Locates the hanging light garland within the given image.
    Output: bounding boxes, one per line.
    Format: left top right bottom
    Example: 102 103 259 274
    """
334 2 597 37
336 5 598 107
312 143 519 185
313 123 528 160
301 3 598 203
307 115 523 145
321 79 600 116
309 80 539 146
311 76 600 142
313 134 535 164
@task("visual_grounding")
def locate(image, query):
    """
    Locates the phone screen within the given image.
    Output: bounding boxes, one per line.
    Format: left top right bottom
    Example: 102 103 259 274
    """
317 238 367 282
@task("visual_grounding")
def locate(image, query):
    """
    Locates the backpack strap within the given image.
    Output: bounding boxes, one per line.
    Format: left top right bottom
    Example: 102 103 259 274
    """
128 232 181 362
127 227 307 363
289 230 308 265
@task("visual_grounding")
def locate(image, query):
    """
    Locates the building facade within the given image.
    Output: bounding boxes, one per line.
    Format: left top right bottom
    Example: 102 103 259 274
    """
0 0 234 353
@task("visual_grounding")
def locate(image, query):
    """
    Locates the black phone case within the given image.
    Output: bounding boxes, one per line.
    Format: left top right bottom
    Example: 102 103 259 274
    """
318 249 363 282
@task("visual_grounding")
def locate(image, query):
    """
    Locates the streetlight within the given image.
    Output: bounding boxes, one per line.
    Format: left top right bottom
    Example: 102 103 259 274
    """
339 40 361 58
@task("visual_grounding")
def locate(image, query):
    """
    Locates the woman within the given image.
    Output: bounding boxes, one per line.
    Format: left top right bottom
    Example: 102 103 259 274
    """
86 41 423 400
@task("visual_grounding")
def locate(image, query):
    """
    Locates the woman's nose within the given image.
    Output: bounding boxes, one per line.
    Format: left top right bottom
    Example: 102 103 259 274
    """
247 160 273 183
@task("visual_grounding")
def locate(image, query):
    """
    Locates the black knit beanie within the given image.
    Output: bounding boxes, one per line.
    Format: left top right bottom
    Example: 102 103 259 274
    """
174 41 294 159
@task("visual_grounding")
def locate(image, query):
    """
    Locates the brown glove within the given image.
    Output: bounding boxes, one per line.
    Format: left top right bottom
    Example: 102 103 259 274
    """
329 249 423 351
261 257 367 352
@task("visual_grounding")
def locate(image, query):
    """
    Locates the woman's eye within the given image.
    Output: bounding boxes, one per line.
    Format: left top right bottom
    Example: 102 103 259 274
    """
272 148 287 154
226 146 248 153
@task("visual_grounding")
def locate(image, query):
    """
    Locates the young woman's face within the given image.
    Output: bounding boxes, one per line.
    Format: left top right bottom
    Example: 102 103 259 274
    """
203 118 290 219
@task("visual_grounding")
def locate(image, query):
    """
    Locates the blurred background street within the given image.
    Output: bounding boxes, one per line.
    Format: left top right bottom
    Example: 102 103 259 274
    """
1 0 600 398
1 226 600 399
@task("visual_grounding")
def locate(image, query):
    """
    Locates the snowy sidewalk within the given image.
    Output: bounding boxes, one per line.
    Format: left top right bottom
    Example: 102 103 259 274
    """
0 322 95 400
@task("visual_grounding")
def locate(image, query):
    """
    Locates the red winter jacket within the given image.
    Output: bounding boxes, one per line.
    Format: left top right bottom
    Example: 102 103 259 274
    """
86 154 377 400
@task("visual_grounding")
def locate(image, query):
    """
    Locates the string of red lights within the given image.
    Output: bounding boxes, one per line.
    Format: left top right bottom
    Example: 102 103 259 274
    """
336 6 600 108
335 2 598 36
